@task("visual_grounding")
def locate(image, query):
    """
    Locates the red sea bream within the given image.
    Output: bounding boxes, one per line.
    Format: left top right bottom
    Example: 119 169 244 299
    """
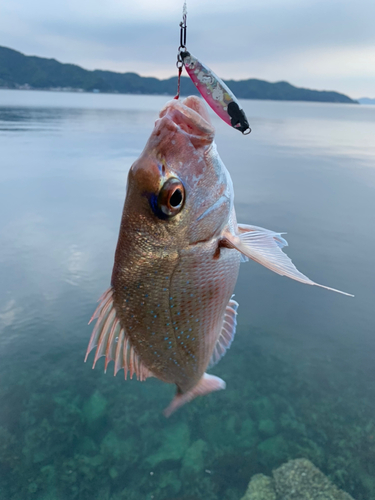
85 96 352 416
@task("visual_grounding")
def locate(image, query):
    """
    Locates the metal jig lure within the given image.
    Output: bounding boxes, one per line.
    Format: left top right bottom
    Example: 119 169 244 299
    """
175 3 251 135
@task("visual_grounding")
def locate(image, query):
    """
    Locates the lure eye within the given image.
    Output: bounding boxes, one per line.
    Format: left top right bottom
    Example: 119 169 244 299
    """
158 178 185 217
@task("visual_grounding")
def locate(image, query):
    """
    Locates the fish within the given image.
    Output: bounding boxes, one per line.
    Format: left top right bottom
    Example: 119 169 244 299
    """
85 95 353 417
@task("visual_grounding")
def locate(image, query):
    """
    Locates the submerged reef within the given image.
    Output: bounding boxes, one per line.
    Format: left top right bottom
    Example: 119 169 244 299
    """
241 458 354 500
0 321 374 500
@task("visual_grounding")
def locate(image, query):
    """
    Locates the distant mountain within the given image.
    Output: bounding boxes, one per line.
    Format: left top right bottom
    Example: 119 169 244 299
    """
358 97 375 105
0 45 358 104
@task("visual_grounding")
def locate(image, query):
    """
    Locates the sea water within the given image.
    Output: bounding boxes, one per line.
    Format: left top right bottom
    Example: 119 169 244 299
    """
0 89 374 500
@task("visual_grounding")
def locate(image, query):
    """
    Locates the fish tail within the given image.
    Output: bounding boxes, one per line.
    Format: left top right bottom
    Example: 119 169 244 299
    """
163 373 225 418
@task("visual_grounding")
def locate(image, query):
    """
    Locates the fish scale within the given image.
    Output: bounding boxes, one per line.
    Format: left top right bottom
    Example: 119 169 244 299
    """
112 231 181 381
170 239 240 389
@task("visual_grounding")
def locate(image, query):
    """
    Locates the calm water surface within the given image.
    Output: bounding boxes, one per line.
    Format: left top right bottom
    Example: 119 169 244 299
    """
0 90 374 500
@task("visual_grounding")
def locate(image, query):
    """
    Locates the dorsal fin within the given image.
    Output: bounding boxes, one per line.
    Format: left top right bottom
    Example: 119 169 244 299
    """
85 287 154 382
209 297 239 368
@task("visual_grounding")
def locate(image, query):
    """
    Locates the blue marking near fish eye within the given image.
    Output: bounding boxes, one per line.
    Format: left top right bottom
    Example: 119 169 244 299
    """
155 271 158 274
125 299 129 303
164 337 168 340
186 281 190 284
157 304 160 307
124 286 127 289
130 314 134 318
168 341 172 344
154 315 157 318
196 319 199 322
163 288 167 292
186 335 190 338
181 342 184 345
171 305 174 308
145 294 148 298
177 311 180 315
173 321 176 325
192 337 195 341
175 327 178 330
190 294 194 297
168 345 172 349
150 310 154 314
166 323 169 326
152 332 155 335
147 326 150 330
189 328 192 332
165 277 169 280
177 335 180 339
154 351 157 355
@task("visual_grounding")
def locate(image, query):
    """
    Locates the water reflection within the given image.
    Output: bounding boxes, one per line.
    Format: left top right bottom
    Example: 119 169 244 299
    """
0 90 374 500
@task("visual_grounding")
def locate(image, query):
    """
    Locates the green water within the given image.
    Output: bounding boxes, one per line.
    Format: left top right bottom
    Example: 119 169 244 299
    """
0 90 374 500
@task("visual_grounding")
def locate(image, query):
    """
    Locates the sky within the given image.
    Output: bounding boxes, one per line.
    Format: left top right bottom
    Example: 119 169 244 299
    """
1 0 374 98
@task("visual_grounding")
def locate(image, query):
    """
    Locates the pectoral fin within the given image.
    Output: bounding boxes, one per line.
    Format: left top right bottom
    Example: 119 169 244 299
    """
223 225 353 297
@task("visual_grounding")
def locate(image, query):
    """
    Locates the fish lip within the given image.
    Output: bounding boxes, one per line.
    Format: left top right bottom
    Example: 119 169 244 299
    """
159 99 214 141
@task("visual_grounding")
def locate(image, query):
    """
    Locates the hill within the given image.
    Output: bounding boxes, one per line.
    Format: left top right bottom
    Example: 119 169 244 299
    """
0 46 357 104
358 97 375 105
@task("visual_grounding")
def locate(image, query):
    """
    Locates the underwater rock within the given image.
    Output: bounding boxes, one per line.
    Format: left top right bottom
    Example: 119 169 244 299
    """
258 419 277 437
146 422 190 468
237 418 258 449
158 470 182 495
0 426 17 468
241 458 355 500
240 474 277 500
181 439 208 476
252 397 276 421
273 458 355 500
257 434 288 465
82 390 107 423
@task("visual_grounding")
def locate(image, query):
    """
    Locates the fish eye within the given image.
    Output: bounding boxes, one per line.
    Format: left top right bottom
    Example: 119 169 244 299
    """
158 178 185 217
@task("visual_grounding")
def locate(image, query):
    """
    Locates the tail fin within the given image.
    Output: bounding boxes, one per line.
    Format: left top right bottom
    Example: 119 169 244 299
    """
163 373 225 418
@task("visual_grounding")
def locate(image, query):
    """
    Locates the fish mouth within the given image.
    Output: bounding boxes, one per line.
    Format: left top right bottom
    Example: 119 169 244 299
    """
159 96 215 142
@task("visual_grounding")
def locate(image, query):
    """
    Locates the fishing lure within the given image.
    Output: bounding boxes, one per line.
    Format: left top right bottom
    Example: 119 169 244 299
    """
175 4 251 134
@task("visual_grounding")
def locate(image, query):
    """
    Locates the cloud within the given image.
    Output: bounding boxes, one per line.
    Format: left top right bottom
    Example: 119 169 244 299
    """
1 0 374 96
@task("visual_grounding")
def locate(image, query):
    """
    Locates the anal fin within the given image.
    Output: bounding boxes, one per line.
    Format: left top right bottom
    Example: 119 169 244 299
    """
163 373 226 418
85 287 154 381
209 297 239 368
